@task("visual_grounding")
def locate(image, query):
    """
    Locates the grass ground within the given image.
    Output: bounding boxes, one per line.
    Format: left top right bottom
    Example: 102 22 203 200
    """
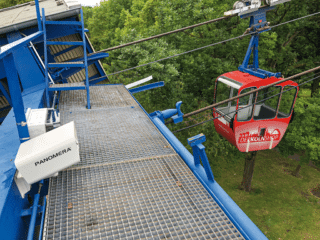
211 149 320 240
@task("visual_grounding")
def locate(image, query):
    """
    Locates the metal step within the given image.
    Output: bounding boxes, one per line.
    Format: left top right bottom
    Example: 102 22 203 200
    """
49 82 86 91
67 52 109 63
47 41 83 46
59 85 138 112
0 107 10 122
48 62 85 68
45 20 82 26
0 96 9 109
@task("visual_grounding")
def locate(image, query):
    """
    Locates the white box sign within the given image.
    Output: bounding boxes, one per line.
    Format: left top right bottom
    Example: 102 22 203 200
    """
15 121 80 185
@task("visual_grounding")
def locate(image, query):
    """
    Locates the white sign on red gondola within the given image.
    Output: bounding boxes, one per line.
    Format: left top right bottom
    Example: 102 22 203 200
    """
238 129 280 143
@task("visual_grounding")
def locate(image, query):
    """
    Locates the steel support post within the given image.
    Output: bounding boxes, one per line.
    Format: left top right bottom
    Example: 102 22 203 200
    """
188 134 214 182
42 8 50 107
35 0 42 31
3 54 30 143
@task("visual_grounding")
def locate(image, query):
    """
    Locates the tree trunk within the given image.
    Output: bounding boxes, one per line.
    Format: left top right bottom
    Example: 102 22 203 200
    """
239 151 258 192
292 164 302 177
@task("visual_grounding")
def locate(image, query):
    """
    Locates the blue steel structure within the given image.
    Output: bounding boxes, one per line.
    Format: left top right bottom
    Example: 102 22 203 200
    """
43 8 108 109
0 1 269 239
238 5 282 78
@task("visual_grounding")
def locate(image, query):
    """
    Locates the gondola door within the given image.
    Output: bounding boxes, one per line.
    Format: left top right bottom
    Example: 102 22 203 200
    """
213 77 242 146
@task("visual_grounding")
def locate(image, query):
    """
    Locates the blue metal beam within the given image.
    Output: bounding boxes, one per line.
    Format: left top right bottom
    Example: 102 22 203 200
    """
6 32 45 90
69 52 109 63
0 88 45 240
241 35 255 69
129 81 165 94
238 5 282 79
38 196 47 240
80 8 91 109
42 8 50 107
82 33 109 82
59 56 108 80
34 0 42 31
89 75 108 85
46 41 83 46
48 63 85 68
45 21 82 26
53 45 80 57
0 31 43 59
188 134 214 182
27 181 43 240
48 86 86 91
3 54 30 143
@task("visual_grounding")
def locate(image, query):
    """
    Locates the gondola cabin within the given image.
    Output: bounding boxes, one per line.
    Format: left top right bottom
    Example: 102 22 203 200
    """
213 71 299 152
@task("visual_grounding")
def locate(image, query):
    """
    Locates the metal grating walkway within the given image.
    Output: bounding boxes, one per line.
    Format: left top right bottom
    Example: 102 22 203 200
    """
61 107 175 168
59 85 138 112
43 85 245 240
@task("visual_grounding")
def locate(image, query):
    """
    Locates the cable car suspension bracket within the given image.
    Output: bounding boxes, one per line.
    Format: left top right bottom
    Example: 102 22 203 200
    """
226 0 291 78
239 6 281 78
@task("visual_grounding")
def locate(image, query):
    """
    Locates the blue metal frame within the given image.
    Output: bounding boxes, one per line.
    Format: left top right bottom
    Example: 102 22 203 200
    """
82 35 108 83
0 31 43 59
129 81 164 94
45 20 82 26
81 9 91 109
187 134 214 182
42 8 92 109
38 196 47 240
42 8 50 107
47 41 83 46
49 85 86 91
35 0 42 31
26 180 43 240
0 88 46 240
150 101 184 124
7 32 45 90
89 76 108 85
238 6 281 79
3 55 30 143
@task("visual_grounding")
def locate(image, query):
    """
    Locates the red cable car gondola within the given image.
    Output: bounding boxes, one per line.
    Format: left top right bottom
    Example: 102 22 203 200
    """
212 71 299 152
212 0 299 152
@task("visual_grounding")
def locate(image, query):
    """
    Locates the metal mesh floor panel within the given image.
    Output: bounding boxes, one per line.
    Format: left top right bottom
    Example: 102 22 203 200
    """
59 85 138 112
43 155 244 240
61 107 175 168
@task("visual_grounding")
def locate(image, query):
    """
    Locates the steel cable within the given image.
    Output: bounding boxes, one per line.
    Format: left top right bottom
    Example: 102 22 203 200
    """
105 11 320 77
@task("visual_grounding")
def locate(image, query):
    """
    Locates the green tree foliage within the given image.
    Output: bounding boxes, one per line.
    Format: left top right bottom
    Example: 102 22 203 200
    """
0 0 317 166
278 90 320 167
83 0 319 165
